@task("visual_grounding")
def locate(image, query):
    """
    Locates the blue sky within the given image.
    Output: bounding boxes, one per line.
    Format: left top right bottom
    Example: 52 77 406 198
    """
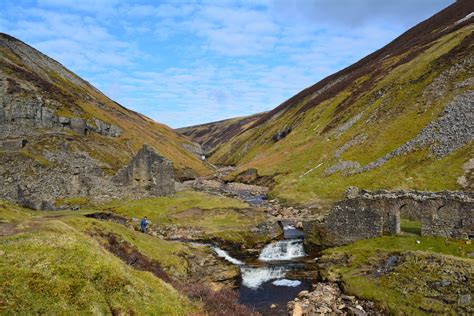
0 0 453 128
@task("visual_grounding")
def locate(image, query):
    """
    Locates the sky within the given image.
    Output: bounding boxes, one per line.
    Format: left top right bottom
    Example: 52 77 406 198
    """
0 0 454 128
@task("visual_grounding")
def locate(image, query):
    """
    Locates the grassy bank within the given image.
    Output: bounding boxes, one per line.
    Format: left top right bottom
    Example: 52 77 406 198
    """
320 235 474 314
0 219 198 314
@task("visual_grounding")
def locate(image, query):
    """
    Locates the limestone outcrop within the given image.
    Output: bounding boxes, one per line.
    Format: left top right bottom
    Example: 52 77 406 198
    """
0 95 122 138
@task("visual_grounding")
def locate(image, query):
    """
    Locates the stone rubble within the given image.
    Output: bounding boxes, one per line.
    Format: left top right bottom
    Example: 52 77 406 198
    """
287 283 382 315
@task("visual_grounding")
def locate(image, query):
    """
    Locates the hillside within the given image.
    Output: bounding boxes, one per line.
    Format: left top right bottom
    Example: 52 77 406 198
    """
204 0 474 205
0 32 210 176
177 112 264 155
0 33 212 207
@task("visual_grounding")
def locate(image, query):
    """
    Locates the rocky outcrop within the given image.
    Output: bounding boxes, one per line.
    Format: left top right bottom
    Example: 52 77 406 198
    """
234 168 259 184
113 145 175 196
272 125 292 142
0 94 122 137
0 143 176 210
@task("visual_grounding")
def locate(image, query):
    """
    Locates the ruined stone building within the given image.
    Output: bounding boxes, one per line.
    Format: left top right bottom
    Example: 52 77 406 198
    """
316 187 473 246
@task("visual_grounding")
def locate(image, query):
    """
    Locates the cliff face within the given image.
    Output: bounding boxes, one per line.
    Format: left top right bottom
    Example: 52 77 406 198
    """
0 33 211 209
203 0 474 204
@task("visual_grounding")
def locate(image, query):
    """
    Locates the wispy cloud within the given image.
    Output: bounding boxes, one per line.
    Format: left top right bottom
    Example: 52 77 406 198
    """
0 0 453 127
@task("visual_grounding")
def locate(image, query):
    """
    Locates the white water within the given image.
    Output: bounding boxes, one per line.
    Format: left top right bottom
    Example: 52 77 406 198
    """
240 266 287 289
272 279 302 287
258 239 306 261
211 246 244 265
283 224 295 230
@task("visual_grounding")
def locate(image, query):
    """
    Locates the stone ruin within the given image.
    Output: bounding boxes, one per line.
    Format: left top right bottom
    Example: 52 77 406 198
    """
312 187 473 246
1 144 175 210
113 145 175 196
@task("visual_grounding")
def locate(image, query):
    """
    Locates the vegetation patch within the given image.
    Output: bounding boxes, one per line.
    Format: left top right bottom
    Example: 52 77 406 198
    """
0 220 198 315
98 190 249 225
320 235 474 314
0 200 31 223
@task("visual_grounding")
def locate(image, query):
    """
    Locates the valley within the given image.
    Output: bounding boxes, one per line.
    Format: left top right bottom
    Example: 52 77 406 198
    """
1 0 473 315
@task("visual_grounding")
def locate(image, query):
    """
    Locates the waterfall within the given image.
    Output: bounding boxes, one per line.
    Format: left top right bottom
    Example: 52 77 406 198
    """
258 239 306 261
211 246 244 265
240 266 287 289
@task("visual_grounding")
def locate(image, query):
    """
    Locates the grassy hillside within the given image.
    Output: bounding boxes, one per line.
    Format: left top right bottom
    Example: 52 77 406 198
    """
0 218 198 314
0 196 263 314
177 112 264 155
0 33 210 178
209 1 474 205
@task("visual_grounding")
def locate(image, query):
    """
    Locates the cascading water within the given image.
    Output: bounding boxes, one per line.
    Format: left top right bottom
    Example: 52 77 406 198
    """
208 225 312 315
240 266 288 289
211 246 244 265
258 239 306 261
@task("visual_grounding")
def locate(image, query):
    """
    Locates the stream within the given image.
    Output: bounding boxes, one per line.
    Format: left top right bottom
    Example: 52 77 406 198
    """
186 171 317 314
211 224 316 315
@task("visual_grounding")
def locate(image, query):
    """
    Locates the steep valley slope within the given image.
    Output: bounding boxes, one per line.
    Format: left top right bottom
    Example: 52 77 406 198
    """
177 112 264 156
180 0 474 206
0 33 211 207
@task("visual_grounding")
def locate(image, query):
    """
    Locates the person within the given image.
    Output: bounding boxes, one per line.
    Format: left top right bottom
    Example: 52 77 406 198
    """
140 216 149 233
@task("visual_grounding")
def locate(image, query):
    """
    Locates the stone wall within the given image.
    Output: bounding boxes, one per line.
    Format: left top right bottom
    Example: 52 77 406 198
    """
113 144 175 196
314 187 473 246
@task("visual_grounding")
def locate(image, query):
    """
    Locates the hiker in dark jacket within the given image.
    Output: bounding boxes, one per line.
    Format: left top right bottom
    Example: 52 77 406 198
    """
140 216 149 233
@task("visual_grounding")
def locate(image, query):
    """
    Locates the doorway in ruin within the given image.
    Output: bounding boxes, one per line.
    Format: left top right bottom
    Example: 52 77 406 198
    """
399 204 421 235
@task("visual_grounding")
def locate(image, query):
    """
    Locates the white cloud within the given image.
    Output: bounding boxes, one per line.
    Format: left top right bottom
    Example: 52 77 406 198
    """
0 0 455 127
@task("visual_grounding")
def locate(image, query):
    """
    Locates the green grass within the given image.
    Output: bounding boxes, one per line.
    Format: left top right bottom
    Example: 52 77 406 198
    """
98 190 248 224
401 218 422 235
63 217 194 278
100 191 269 246
55 196 92 208
321 235 474 314
0 220 198 314
324 235 473 259
0 200 32 223
97 191 268 245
